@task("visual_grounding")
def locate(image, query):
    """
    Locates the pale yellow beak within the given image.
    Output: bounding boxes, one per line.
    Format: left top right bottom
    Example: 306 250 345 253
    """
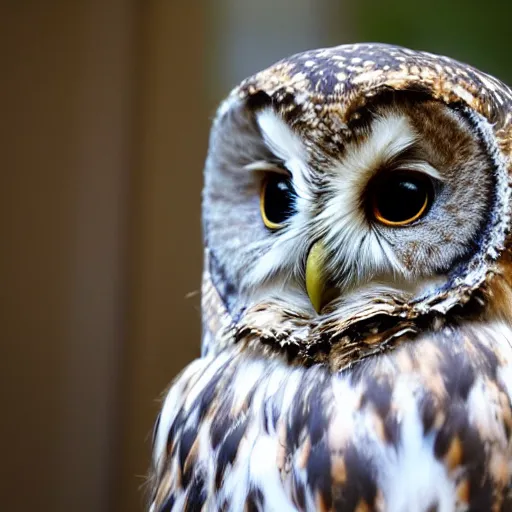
305 240 328 314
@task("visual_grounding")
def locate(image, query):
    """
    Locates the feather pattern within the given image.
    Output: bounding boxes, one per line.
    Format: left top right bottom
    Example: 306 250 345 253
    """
148 43 512 511
150 321 512 511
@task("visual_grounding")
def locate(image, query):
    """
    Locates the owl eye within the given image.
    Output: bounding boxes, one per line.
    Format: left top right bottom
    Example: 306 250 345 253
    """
370 172 433 226
260 174 296 229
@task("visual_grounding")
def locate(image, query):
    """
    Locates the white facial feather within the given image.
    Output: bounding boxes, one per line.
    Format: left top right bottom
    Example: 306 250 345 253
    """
257 109 312 201
241 110 315 293
318 113 420 284
245 109 441 305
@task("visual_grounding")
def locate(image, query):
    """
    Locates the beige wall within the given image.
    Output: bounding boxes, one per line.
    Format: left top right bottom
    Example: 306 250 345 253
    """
1 2 205 511
1 2 134 510
117 3 206 511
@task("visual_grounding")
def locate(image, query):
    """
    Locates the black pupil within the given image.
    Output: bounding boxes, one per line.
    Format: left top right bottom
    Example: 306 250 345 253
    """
374 174 429 223
264 175 295 225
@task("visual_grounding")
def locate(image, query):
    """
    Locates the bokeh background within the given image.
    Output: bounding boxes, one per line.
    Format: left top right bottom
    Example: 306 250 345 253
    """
2 1 511 511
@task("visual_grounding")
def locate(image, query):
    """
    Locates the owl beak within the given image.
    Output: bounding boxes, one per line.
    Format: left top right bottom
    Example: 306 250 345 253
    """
305 240 328 314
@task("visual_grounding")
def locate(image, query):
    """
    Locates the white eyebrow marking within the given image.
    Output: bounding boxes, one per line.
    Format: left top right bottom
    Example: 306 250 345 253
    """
256 109 312 201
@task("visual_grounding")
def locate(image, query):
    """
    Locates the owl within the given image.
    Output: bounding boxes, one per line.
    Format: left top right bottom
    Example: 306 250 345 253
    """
148 43 512 511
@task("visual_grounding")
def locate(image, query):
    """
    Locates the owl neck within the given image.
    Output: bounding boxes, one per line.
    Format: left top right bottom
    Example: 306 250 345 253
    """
200 244 512 371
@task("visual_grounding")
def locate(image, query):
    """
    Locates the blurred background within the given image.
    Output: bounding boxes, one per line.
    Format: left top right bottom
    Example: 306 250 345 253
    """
2 1 511 511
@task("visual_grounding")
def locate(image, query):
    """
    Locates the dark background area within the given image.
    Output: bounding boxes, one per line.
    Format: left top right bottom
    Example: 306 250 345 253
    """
2 2 510 511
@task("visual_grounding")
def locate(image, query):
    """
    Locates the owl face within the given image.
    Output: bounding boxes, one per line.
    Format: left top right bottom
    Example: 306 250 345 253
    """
202 44 512 358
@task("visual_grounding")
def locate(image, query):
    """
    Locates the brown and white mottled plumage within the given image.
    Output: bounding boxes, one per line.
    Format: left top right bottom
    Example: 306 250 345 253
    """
148 44 512 511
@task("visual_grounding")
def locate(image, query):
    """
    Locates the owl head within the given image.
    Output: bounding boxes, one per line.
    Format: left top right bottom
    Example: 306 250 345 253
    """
201 44 512 368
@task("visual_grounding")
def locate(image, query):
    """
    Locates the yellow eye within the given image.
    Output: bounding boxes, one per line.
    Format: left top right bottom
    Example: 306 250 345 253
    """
260 174 296 230
370 172 433 226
